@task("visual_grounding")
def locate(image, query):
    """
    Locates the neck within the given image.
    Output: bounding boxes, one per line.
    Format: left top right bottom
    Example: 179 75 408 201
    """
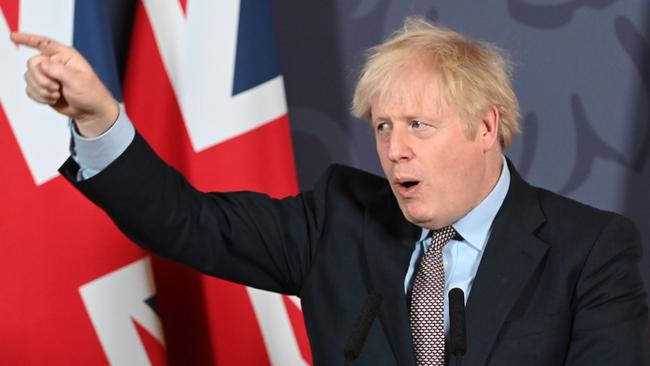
475 151 504 209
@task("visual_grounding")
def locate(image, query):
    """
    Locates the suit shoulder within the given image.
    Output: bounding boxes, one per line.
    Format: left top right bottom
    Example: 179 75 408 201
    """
323 164 386 184
536 187 613 219
313 164 390 204
534 186 636 239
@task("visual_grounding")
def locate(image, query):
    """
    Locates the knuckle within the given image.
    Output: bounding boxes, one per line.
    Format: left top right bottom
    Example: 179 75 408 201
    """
37 38 50 49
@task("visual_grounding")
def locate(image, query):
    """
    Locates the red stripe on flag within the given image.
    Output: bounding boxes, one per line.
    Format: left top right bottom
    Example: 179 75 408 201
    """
178 0 187 16
133 318 169 366
0 0 19 33
284 296 314 365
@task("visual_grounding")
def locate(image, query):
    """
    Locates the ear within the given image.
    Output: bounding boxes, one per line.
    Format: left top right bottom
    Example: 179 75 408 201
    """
479 106 500 152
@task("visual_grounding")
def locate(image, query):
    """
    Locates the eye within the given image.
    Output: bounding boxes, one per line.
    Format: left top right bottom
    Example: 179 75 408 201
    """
410 120 425 129
376 121 390 132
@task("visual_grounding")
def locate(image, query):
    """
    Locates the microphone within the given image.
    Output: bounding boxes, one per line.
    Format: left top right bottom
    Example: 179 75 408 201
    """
343 292 383 366
448 288 467 366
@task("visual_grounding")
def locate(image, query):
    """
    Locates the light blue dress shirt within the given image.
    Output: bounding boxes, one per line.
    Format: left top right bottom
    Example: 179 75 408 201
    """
70 104 134 180
403 157 510 332
70 109 511 334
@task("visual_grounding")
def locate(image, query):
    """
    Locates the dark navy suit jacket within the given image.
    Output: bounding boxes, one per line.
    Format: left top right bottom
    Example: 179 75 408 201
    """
61 132 649 365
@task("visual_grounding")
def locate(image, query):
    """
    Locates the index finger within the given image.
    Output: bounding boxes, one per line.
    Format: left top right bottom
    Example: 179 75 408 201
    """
10 32 64 55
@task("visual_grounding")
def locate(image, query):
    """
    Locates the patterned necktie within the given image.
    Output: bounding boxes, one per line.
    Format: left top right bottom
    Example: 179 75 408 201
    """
410 225 457 366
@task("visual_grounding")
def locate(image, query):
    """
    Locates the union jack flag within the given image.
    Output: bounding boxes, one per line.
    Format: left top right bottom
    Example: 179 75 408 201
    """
0 0 310 364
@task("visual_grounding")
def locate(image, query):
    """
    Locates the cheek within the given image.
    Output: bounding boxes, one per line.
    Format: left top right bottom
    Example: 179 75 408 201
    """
427 147 479 191
444 147 486 197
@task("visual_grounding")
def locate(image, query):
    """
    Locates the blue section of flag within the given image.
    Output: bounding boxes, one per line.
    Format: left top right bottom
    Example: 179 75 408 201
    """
232 0 282 96
145 295 159 316
72 0 122 102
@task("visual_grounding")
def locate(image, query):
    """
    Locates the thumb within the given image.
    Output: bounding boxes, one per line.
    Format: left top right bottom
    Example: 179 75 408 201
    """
40 60 75 85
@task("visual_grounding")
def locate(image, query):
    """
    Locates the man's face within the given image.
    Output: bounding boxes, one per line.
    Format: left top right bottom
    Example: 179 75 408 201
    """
371 61 497 229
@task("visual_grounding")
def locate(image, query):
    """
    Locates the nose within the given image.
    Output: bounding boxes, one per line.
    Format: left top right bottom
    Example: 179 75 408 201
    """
386 128 413 163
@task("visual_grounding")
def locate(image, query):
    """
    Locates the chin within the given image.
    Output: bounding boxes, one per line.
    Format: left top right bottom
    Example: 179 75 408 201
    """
405 210 448 230
401 207 434 227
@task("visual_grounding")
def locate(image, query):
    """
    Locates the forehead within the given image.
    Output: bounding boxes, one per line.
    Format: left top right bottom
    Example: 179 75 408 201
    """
371 57 450 118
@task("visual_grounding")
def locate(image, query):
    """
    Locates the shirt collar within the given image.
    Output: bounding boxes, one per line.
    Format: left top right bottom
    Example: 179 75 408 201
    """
419 155 510 252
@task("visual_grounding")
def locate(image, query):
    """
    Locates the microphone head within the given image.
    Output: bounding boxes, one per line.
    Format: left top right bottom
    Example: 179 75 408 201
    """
448 288 467 356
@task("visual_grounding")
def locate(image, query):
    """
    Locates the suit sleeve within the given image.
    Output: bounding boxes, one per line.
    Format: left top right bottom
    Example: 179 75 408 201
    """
59 132 330 296
565 215 650 365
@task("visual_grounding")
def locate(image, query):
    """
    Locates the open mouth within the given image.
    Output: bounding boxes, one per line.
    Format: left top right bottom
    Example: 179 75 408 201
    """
400 181 419 188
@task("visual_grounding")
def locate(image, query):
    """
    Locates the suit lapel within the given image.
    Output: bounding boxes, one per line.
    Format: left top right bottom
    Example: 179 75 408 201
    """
463 161 549 365
362 187 420 365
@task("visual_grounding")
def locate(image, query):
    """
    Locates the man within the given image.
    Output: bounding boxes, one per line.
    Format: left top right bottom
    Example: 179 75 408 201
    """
12 17 649 365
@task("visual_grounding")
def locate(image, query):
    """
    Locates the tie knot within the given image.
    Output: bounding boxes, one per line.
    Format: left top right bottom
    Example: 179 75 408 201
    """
430 225 457 251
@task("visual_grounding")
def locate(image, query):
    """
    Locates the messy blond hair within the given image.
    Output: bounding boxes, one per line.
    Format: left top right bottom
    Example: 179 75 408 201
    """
352 17 520 148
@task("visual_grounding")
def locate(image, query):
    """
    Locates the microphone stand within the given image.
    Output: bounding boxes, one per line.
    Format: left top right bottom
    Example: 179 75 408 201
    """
448 288 467 366
343 293 383 366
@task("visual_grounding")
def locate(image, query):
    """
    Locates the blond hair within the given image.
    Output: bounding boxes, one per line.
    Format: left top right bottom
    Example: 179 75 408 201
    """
352 17 520 148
